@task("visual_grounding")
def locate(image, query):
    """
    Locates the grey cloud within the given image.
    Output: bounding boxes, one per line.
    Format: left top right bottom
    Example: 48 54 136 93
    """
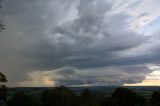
49 65 150 86
23 0 146 70
0 0 159 86
0 0 76 84
127 0 142 9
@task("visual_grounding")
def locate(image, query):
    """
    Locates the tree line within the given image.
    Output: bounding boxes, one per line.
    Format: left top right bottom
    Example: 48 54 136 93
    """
2 86 160 106
1 74 160 106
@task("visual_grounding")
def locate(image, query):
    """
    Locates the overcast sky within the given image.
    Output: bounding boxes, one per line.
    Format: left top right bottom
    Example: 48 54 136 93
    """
0 0 160 87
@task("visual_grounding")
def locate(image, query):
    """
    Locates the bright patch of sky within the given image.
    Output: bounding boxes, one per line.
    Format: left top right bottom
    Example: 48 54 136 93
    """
108 0 160 36
17 71 55 87
140 16 160 35
125 65 160 86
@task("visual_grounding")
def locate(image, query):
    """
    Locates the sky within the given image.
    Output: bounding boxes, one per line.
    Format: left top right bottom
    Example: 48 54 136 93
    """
0 0 160 87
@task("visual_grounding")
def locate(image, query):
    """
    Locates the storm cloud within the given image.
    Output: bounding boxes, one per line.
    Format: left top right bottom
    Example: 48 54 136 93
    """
0 0 160 86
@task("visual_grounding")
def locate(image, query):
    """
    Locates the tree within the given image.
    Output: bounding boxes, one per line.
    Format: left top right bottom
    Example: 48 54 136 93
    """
81 89 92 101
0 85 7 104
41 86 76 106
7 92 41 106
150 91 160 106
0 20 5 31
0 6 7 105
0 6 5 31
112 87 137 106
112 87 147 106
77 89 100 106
136 94 147 106
0 72 7 104
0 72 7 84
100 96 113 106
152 91 160 101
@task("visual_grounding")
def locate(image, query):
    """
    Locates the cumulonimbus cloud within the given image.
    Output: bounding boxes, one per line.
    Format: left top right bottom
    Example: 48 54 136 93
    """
0 0 160 86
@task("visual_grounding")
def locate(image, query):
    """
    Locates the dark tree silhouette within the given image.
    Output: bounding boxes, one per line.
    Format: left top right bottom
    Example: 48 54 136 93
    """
77 88 100 106
100 96 113 106
152 91 160 101
136 94 147 106
0 5 7 104
150 91 160 106
112 87 138 106
0 72 7 83
0 6 5 31
0 85 7 104
81 89 92 100
0 19 5 31
0 72 7 104
41 86 76 106
7 92 40 106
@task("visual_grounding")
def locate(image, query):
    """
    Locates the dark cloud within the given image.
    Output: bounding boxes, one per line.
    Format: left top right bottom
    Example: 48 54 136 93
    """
23 0 146 70
48 65 150 86
0 0 159 86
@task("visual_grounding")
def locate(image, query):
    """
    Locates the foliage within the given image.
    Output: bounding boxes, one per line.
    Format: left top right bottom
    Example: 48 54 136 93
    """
0 19 5 31
150 91 160 106
0 85 7 104
0 72 7 83
0 6 5 31
41 86 76 106
0 72 7 105
0 85 159 106
77 88 100 106
112 87 147 106
7 92 41 106
112 87 137 106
